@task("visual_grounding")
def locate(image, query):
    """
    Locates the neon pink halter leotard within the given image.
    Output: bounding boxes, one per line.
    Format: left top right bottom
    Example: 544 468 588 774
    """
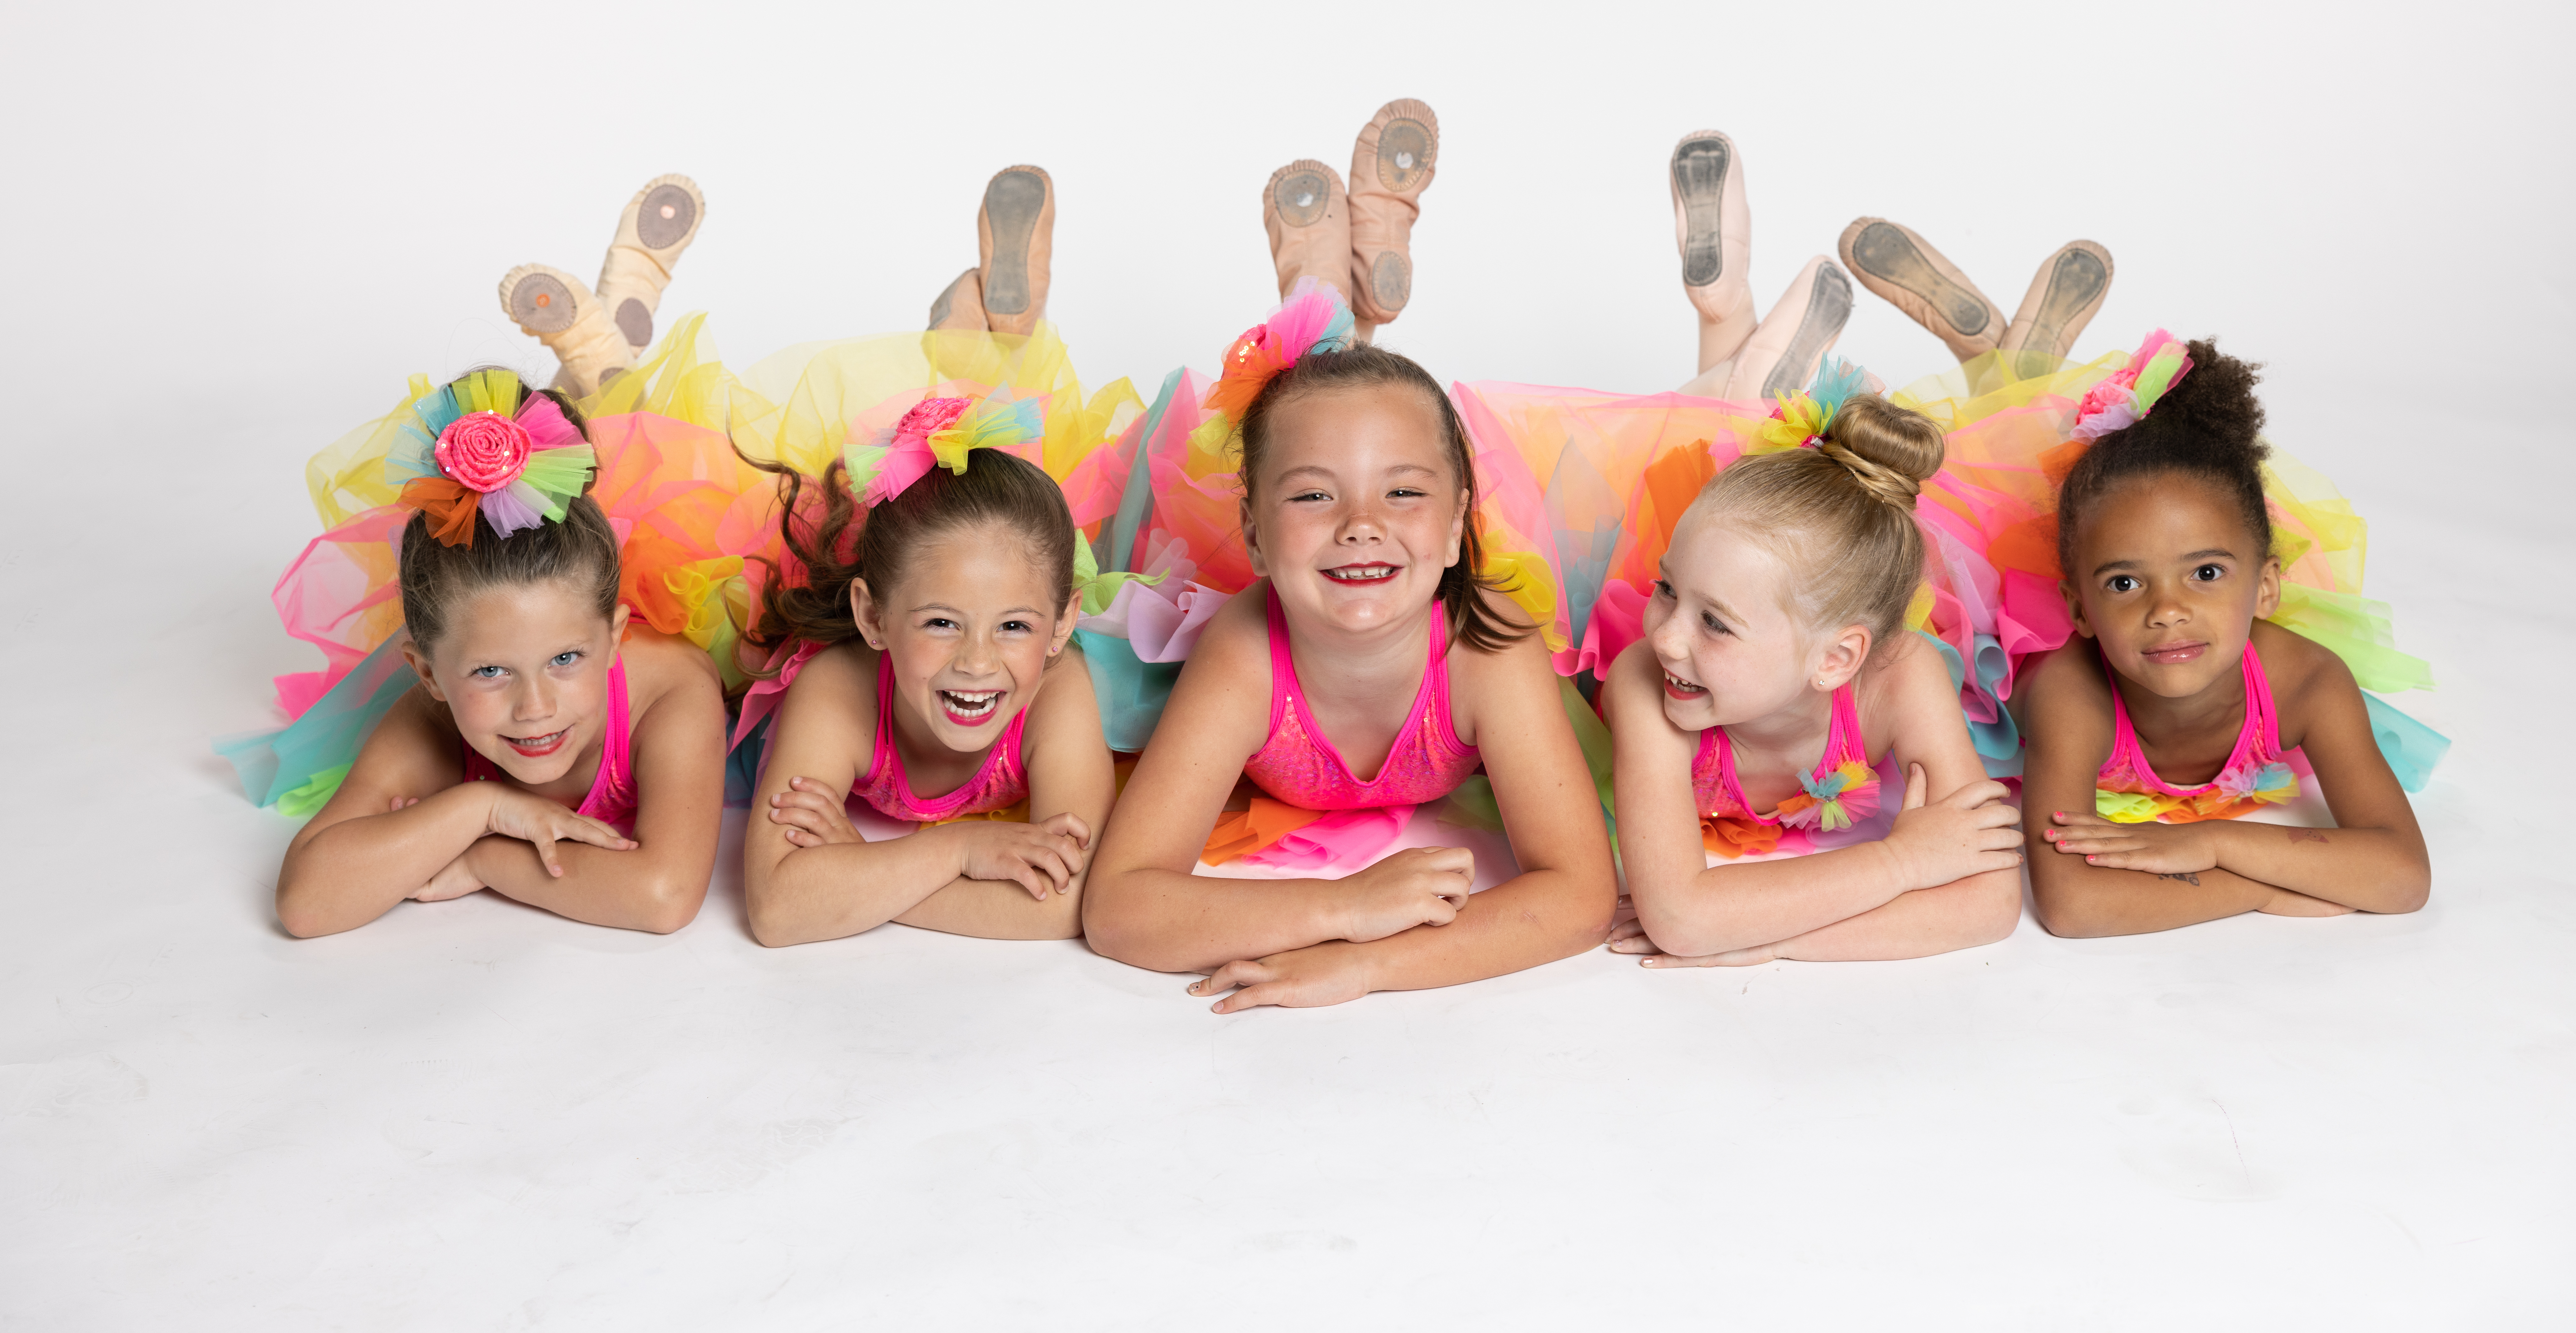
852 653 1030 823
1241 590 1482 811
461 652 639 836
1691 681 1890 858
2096 642 2298 824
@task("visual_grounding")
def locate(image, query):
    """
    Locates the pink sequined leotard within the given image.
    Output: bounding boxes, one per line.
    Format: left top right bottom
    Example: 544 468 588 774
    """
461 653 640 836
1691 682 1894 859
1241 591 1482 810
852 653 1030 823
2095 642 2298 824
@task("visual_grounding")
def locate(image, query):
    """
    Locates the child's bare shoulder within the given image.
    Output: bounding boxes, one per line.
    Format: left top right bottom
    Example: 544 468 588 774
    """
2019 638 2112 710
619 628 723 715
1182 584 1274 677
2250 619 2351 694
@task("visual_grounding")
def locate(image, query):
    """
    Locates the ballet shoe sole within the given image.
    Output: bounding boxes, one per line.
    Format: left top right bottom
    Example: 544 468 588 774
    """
1757 264 1854 399
2003 245 2112 361
632 178 700 252
1845 221 1998 344
504 268 579 335
980 168 1049 318
1362 105 1437 196
1270 164 1335 227
1672 134 1736 289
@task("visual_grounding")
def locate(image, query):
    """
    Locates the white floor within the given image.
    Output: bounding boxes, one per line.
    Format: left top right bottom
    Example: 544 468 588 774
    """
7 2 2573 1327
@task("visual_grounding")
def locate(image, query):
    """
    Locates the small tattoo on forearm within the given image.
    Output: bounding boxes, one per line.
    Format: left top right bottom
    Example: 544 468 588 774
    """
2156 872 2202 885
2287 828 2328 845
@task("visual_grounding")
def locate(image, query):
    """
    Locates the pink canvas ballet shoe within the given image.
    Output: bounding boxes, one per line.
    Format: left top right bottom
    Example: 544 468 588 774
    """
1722 257 1854 401
978 165 1054 337
928 267 988 332
1837 217 2009 363
1672 130 1757 372
499 263 631 398
593 174 705 355
1997 239 2114 368
1346 98 1439 327
1264 159 1352 302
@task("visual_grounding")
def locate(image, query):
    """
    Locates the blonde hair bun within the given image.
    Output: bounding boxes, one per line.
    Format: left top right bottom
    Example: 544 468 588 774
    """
1817 393 1944 509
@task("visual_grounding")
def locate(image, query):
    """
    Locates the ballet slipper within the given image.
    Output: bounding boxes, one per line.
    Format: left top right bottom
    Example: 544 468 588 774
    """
978 165 1054 336
1263 159 1352 302
499 263 632 398
1721 257 1854 402
1997 239 2114 368
1346 98 1439 326
1671 130 1756 371
1837 217 2009 362
928 267 989 332
593 174 705 355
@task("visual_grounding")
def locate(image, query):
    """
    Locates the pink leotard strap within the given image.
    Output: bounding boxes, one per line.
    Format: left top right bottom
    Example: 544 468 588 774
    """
461 652 639 836
853 656 1030 823
1241 589 1482 811
2096 642 2297 822
1691 681 1871 825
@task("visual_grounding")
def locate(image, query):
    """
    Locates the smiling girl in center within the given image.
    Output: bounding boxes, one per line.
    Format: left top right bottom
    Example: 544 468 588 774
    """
1082 283 1618 1010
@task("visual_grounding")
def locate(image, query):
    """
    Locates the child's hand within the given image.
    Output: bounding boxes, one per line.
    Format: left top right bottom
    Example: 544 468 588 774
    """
482 786 635 878
1885 764 2024 890
2043 810 2218 876
770 776 861 849
957 815 1091 901
1338 846 1474 942
1187 941 1375 1012
411 853 486 903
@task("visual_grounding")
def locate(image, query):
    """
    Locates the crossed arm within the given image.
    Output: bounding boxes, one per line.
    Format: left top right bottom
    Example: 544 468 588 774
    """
2020 632 2430 938
1604 639 2023 966
274 644 723 938
742 645 1110 945
1082 589 1615 1009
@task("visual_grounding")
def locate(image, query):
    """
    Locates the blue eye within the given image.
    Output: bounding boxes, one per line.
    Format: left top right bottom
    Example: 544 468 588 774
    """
551 651 580 668
470 665 506 679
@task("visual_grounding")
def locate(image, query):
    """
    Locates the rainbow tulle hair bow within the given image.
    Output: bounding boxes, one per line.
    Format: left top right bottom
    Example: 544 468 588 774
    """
386 369 597 548
1186 277 1357 458
1753 358 1871 453
2072 330 2193 442
847 392 1045 507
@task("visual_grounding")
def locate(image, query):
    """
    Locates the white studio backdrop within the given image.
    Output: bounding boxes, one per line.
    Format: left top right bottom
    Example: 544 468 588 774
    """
3 1 2573 1328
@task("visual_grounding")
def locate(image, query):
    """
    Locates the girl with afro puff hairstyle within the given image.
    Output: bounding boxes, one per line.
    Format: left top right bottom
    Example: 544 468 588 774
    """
2012 336 2430 937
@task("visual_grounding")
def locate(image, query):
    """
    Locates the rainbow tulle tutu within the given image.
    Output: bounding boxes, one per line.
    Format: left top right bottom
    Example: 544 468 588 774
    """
217 315 781 814
1890 347 2448 791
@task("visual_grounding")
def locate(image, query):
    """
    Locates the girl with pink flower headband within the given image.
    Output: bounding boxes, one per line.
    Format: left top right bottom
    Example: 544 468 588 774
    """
1079 281 1618 1012
730 390 1119 946
260 368 734 938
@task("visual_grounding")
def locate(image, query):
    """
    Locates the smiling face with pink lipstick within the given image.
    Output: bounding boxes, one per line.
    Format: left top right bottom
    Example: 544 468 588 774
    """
1240 381 1466 641
2063 472 2280 702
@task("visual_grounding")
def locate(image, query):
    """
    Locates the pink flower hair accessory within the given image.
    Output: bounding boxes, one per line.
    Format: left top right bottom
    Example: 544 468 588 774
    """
2071 330 2194 442
845 392 1045 508
386 369 598 547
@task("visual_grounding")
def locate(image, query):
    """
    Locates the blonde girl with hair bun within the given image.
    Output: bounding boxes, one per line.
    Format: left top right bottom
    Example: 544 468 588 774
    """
1597 370 2028 967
